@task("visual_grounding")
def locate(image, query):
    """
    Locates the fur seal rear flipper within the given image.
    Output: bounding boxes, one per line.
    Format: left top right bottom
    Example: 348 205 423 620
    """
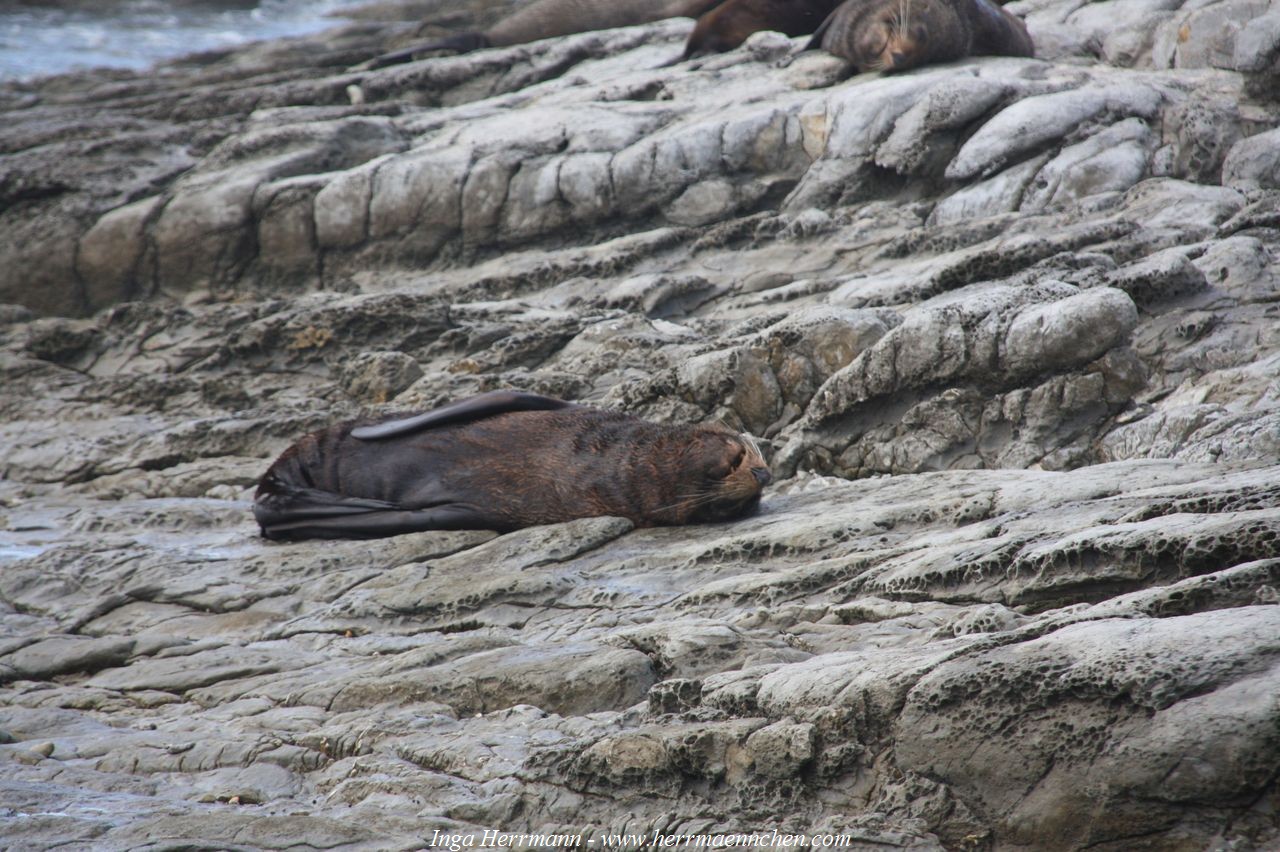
350 390 574 440
252 482 495 540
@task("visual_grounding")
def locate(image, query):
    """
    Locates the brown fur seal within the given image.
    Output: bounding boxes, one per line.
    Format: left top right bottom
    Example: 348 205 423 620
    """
254 390 771 540
683 0 842 57
807 0 1033 72
366 0 728 68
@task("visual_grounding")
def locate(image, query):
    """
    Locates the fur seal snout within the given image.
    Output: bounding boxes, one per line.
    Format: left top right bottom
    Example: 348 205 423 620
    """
254 391 771 541
808 0 1033 72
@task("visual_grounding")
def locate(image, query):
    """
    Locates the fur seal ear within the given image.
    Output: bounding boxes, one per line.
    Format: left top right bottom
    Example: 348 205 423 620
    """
350 390 574 441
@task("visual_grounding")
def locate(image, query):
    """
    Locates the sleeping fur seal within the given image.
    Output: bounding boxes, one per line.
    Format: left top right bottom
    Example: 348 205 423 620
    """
682 0 842 58
365 0 727 68
807 0 1033 72
254 390 771 541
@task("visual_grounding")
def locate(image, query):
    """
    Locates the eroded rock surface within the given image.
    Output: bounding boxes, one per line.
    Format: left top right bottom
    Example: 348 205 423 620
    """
2 0 1278 848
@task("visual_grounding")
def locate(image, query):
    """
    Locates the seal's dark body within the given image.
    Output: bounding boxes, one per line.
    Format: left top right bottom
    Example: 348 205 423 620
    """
254 392 768 541
684 0 842 57
366 0 727 68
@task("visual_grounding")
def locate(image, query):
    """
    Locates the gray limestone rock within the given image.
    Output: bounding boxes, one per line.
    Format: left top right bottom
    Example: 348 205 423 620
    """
895 608 1280 848
946 82 1163 182
338 350 425 402
773 284 1143 477
1151 0 1274 71
1222 126 1280 191
1 635 136 684
1106 247 1208 306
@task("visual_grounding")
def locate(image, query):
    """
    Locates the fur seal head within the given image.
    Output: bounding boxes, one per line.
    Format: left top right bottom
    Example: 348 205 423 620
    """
812 0 971 72
810 0 1033 71
660 425 771 524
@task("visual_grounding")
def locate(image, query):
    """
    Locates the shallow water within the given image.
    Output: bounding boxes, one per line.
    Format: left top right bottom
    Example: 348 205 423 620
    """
0 543 50 562
0 0 369 81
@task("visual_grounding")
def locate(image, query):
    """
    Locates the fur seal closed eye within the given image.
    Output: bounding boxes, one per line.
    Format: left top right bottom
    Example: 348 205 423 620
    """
364 0 728 68
682 0 842 58
808 0 1033 73
254 390 772 541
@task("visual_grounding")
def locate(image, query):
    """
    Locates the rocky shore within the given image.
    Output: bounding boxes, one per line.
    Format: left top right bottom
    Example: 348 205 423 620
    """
2 0 1278 848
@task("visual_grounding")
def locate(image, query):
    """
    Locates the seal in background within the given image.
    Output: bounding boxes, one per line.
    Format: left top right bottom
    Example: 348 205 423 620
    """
682 0 842 58
364 0 727 68
807 0 1033 72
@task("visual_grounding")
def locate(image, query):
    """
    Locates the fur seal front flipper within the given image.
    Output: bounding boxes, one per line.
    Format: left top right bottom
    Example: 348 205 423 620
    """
350 390 574 440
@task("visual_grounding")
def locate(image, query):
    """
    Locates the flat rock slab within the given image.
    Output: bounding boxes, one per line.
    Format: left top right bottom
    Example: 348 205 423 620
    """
3 461 1278 847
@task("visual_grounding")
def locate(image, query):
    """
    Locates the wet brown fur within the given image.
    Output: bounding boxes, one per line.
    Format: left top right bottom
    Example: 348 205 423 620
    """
683 0 842 57
487 0 726 46
369 0 728 66
255 407 770 539
809 0 1033 72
